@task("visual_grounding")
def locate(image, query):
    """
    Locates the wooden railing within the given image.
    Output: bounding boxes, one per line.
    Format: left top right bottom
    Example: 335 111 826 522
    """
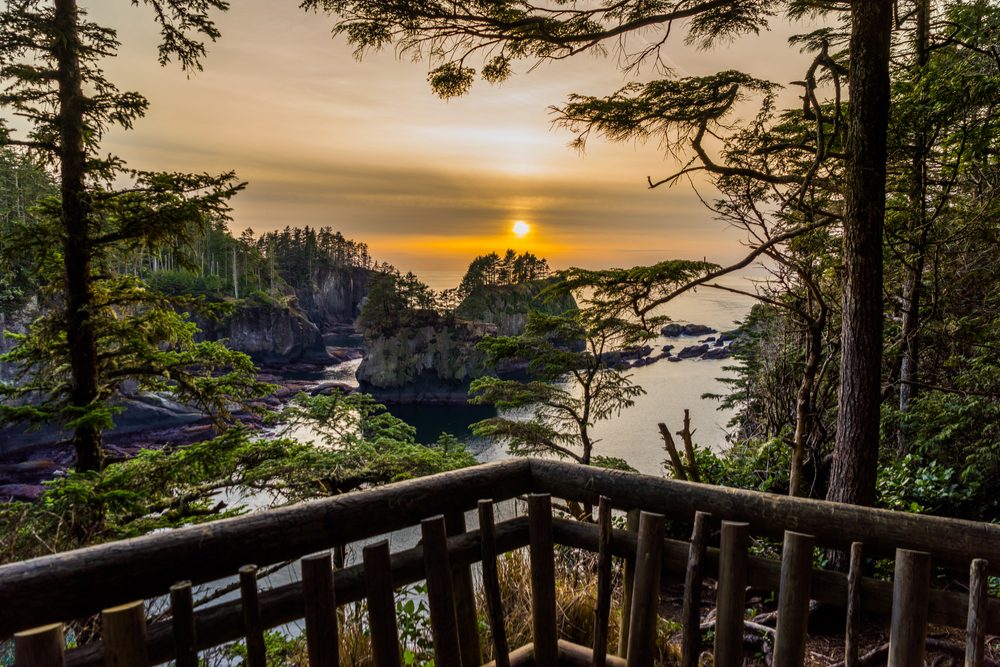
2 458 999 666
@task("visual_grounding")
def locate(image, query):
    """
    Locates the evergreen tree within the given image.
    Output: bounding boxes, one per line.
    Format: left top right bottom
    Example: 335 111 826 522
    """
0 0 269 471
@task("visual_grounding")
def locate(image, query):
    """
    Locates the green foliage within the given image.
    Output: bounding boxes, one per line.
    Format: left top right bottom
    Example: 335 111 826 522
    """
358 270 438 335
877 454 981 517
470 305 645 465
0 148 55 313
456 249 550 299
687 438 793 495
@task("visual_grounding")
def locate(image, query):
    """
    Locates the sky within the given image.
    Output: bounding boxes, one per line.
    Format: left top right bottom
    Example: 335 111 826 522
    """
82 1 823 279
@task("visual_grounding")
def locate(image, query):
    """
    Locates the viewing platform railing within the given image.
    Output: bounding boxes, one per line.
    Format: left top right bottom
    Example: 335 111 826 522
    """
2 458 998 666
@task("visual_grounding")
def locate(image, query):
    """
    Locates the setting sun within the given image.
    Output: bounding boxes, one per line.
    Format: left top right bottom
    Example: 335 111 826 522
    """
512 220 531 237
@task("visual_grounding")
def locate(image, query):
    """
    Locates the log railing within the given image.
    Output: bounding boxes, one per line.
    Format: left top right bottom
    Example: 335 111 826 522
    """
2 458 998 666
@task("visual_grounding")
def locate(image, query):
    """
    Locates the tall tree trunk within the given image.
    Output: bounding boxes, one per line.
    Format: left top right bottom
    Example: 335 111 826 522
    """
826 0 892 509
897 0 931 458
790 305 826 498
54 0 103 471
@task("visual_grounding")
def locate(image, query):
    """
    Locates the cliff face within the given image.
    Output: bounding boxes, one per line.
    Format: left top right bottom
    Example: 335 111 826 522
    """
0 300 38 383
357 321 496 403
454 280 577 336
357 280 579 403
297 266 369 326
198 297 326 364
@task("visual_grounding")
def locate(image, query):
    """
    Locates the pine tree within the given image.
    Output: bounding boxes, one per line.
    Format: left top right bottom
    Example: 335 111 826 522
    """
0 0 269 471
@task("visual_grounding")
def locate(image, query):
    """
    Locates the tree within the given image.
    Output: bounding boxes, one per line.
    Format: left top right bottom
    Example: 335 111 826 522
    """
0 0 268 471
471 261 715 467
306 0 896 507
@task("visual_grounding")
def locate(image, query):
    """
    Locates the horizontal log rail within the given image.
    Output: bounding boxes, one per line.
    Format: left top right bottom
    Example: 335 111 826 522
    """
2 457 999 666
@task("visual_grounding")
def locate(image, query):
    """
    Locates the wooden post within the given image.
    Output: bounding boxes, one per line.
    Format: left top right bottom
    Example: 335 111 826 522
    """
617 508 640 658
845 542 863 667
774 531 815 667
714 521 749 667
625 511 665 667
363 540 401 667
239 565 267 667
445 510 482 667
528 493 559 667
479 499 511 667
680 511 710 667
888 549 931 667
966 558 988 667
102 601 148 667
421 515 463 667
592 496 613 667
14 623 65 667
302 551 340 667
169 581 198 667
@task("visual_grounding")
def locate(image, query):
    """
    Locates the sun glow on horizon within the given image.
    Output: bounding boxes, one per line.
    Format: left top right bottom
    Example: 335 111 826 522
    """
512 220 531 237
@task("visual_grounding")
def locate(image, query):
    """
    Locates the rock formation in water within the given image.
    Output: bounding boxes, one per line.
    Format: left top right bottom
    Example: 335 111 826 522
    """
196 294 327 364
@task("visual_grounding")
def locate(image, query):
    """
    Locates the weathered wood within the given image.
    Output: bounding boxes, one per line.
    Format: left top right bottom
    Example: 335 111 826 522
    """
617 508 640 658
658 423 688 481
558 640 627 667
966 558 988 667
678 410 700 483
888 549 931 667
714 521 749 667
680 511 709 667
478 500 511 667
845 542 863 667
774 531 814 667
528 493 559 667
301 552 339 667
239 565 266 667
169 581 198 667
15 623 65 667
65 516 533 667
421 515 463 667
592 496 613 667
528 459 1000 568
0 458 532 640
625 511 665 667
363 540 401 667
102 601 148 667
483 643 535 667
445 510 482 667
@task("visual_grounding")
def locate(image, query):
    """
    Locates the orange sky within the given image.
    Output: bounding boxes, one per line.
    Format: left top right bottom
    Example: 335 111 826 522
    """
79 1 824 275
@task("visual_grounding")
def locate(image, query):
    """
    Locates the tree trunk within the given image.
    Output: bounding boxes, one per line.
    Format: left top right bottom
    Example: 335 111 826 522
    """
897 0 930 458
789 305 825 498
826 0 892 509
54 0 103 471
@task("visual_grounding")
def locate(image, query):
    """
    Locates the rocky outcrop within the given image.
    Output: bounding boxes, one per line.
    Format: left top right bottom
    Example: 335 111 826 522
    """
198 297 326 364
357 321 495 403
660 322 718 337
0 300 38 383
455 280 577 337
297 266 370 326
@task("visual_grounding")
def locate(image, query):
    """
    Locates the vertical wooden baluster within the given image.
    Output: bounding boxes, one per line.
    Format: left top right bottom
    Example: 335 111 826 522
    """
617 508 640 658
170 581 198 667
446 510 482 667
14 623 65 667
102 600 149 667
714 521 749 667
479 499 511 667
364 540 401 667
239 565 267 667
680 511 710 667
845 542 863 667
888 549 931 667
528 493 558 667
966 558 988 667
421 515 463 667
302 551 340 667
625 511 665 667
774 531 815 667
592 496 613 667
